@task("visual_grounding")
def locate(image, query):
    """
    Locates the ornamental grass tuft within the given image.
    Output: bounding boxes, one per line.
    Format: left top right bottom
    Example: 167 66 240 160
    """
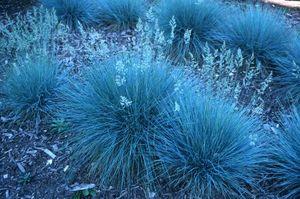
59 55 186 189
1 54 63 127
267 108 300 198
41 0 100 29
212 7 295 73
157 0 224 63
98 0 146 31
156 90 266 198
276 38 300 103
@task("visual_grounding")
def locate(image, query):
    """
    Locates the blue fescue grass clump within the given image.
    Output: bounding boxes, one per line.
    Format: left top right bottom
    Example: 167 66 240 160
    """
267 108 300 198
0 55 63 127
41 0 100 29
59 56 184 189
276 38 300 103
212 7 295 72
157 0 224 63
98 0 146 30
156 91 266 198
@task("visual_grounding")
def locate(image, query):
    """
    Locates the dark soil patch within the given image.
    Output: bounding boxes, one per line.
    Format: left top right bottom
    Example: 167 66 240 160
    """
0 0 38 19
0 127 71 198
0 127 176 198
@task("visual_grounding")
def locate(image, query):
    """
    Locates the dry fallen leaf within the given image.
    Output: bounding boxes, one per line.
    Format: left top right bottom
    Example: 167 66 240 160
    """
69 183 96 192
17 163 25 173
35 147 56 159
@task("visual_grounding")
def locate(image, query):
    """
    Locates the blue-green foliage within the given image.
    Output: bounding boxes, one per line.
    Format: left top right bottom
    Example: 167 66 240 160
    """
213 7 294 72
41 0 100 28
157 91 265 198
98 0 146 30
157 0 224 63
277 39 300 103
1 55 63 126
59 56 183 189
268 108 300 198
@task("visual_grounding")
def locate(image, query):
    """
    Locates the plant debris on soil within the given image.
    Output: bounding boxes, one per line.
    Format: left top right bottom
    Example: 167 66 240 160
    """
0 128 128 198
0 0 38 19
0 127 71 198
0 128 177 198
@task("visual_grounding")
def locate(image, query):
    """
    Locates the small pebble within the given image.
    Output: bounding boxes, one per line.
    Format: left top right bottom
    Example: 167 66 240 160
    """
3 133 13 139
5 190 9 199
63 165 69 172
17 163 26 173
1 117 8 122
148 192 156 198
52 144 58 152
46 159 53 166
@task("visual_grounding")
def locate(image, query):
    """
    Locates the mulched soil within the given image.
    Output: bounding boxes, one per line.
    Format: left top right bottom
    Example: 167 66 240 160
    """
0 0 37 18
0 127 151 198
0 127 71 198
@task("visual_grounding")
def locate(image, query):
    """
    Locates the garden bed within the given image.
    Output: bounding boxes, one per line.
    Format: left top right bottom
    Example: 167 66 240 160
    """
1 0 299 198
